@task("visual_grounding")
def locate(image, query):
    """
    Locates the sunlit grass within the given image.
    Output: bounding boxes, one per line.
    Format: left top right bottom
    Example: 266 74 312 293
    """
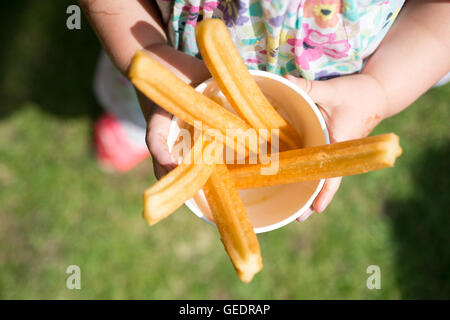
0 0 449 299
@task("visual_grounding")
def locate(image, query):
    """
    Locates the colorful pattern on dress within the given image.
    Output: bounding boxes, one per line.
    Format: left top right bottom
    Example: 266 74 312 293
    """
156 0 404 80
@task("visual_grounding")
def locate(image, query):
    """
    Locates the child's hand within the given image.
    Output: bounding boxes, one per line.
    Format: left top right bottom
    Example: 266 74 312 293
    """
284 73 388 221
133 45 211 180
286 0 450 221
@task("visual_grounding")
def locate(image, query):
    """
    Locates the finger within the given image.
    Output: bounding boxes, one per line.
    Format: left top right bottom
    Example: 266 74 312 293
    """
147 106 177 176
284 75 337 109
313 177 342 213
297 207 314 222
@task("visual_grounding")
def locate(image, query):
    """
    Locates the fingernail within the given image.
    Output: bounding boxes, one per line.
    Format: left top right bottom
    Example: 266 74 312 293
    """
297 211 313 222
315 196 330 213
314 203 323 213
315 201 325 213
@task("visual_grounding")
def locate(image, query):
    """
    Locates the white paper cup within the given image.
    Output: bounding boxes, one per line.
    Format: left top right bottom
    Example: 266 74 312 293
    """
167 70 329 233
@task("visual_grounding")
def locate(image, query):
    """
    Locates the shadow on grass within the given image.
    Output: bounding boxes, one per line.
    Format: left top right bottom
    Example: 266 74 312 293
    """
0 1 102 120
385 142 450 299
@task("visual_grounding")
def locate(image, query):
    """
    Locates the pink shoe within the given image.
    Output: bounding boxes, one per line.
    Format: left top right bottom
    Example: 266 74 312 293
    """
94 113 150 172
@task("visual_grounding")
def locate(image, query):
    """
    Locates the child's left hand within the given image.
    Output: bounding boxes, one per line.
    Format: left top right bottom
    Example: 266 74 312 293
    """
284 73 388 221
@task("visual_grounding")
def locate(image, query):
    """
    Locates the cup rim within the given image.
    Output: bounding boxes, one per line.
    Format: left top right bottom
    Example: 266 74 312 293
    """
167 70 330 233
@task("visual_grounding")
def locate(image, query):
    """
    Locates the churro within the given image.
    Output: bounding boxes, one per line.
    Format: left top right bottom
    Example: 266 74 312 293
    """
229 133 402 189
129 51 259 155
143 138 219 226
196 19 302 151
203 164 263 282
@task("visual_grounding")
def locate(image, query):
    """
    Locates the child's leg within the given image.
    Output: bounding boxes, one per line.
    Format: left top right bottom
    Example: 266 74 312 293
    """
93 51 150 172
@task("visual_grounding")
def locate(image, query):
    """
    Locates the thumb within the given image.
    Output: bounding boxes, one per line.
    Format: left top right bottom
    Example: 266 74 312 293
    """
284 74 336 108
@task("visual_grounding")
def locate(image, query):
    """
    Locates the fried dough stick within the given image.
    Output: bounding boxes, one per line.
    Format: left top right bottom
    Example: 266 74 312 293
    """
143 138 219 225
229 133 402 189
203 164 263 282
129 51 260 155
196 19 302 151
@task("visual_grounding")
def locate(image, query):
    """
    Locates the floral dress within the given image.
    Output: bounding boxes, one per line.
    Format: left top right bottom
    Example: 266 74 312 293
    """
95 0 405 148
157 0 405 80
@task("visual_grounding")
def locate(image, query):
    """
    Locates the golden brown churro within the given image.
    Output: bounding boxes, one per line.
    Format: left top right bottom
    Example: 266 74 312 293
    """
229 134 402 189
203 164 263 282
196 19 302 151
142 138 219 226
129 51 259 155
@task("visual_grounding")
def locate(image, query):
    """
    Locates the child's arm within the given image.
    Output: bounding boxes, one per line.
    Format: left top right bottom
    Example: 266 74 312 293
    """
287 0 450 218
79 0 210 177
363 0 450 118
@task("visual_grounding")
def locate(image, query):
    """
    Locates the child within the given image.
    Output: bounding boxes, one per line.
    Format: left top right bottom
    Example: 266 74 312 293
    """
80 0 450 221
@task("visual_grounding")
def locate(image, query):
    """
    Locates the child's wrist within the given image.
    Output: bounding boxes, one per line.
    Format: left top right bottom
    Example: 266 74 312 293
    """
360 73 390 121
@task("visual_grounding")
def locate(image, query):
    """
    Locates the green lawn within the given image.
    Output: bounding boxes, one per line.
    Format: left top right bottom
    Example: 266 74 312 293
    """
0 1 449 299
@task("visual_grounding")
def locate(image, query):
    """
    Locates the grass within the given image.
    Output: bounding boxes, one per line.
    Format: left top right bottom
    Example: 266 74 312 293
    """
0 1 449 299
